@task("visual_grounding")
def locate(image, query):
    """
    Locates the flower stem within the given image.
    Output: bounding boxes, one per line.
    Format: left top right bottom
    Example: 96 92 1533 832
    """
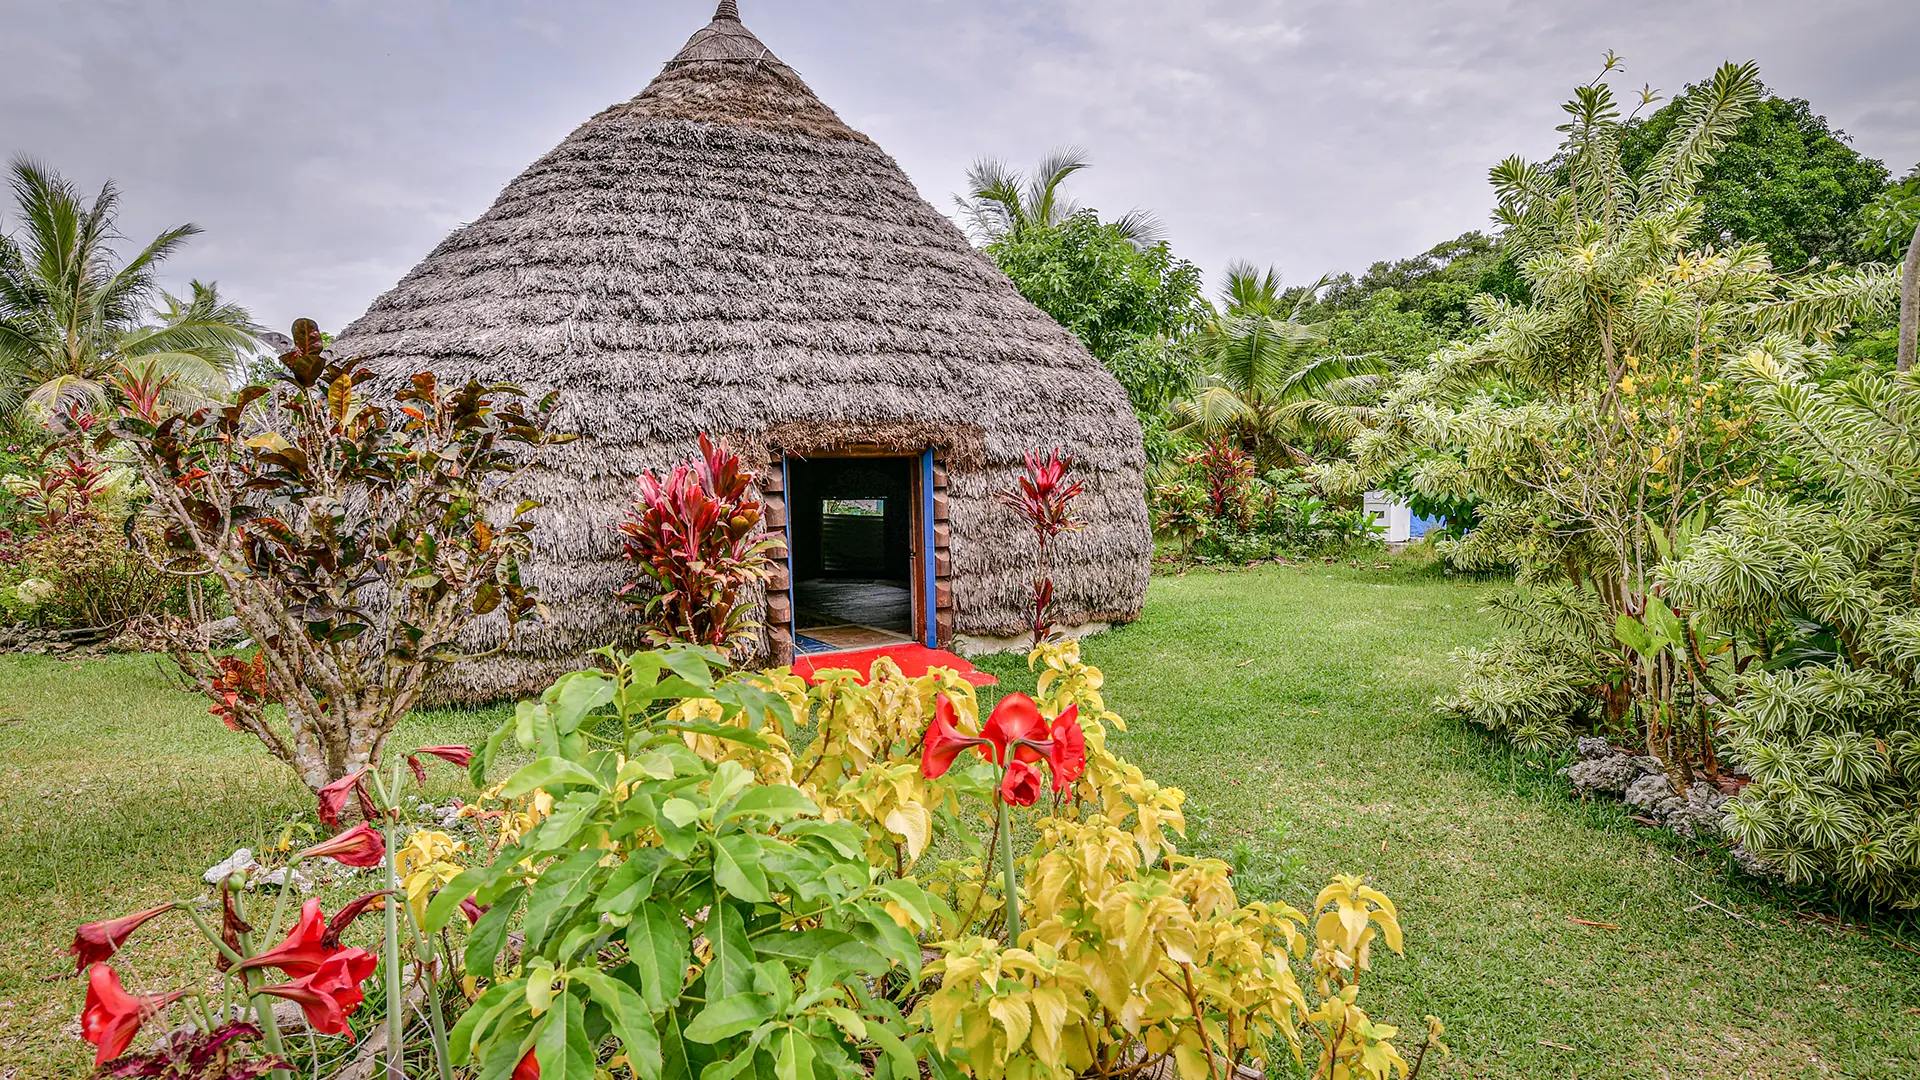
383 760 406 1080
229 887 292 1080
995 781 1021 945
403 899 455 1080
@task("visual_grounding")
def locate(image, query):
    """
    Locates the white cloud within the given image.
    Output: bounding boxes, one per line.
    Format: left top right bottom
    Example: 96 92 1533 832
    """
0 0 1913 329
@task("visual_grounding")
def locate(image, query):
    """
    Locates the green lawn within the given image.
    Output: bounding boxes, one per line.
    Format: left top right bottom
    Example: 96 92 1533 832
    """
3 561 1917 1077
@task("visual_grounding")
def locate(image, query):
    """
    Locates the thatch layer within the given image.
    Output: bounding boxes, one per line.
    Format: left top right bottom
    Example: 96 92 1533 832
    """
338 5 1150 702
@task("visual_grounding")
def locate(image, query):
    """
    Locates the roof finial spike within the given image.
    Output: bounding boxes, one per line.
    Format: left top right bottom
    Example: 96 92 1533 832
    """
714 0 741 21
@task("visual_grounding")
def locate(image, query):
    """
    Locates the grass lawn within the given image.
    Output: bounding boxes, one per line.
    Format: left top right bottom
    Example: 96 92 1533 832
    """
3 560 1918 1077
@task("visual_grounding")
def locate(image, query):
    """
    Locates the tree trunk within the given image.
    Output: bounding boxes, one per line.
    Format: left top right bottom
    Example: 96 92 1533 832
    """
1901 217 1919 373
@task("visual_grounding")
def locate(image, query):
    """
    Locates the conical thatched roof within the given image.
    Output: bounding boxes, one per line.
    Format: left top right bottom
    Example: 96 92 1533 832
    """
338 2 1151 700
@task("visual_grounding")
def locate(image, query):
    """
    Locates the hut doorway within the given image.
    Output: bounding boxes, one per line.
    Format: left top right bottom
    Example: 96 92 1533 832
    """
785 454 923 654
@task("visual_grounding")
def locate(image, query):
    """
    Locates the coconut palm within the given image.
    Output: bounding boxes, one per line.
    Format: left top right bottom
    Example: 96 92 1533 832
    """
955 145 1165 245
1172 262 1384 468
0 157 262 419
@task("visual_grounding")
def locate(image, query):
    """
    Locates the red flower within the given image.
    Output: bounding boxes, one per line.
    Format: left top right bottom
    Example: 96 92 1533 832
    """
296 823 386 868
406 745 473 786
236 900 331 977
316 769 370 828
255 948 376 1038
980 693 1048 767
460 897 489 926
322 891 394 950
514 1050 541 1080
81 964 185 1066
1046 705 1086 791
999 760 1044 807
920 696 990 779
70 903 175 972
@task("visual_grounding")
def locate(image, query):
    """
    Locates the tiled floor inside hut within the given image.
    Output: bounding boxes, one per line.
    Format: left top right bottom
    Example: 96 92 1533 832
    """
794 579 913 654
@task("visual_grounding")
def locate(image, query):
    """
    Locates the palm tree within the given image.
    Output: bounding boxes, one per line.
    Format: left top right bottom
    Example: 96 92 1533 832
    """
954 145 1165 246
1172 262 1384 468
0 157 262 420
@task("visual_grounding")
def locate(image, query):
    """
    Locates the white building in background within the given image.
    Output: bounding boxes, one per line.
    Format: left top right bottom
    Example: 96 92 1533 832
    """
1364 489 1413 543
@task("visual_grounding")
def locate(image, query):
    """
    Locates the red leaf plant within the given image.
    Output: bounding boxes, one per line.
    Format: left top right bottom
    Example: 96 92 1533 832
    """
97 1022 285 1080
616 434 782 656
997 449 1086 649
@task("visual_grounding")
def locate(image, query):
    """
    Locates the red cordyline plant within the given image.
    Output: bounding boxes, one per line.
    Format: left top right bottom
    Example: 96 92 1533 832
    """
2 408 111 530
997 449 1086 649
616 433 781 656
67 742 476 1079
921 692 1085 942
107 319 568 792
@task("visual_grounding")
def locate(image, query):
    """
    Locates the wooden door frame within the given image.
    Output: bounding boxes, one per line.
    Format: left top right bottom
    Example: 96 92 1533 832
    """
761 446 952 665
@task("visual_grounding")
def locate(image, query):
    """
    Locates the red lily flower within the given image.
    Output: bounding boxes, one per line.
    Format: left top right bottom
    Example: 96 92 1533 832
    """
460 897 490 926
81 964 185 1066
316 769 370 828
406 745 473 786
70 903 176 972
255 947 376 1038
296 823 386 868
921 696 991 779
322 891 395 950
1046 705 1086 791
236 899 331 977
514 1050 541 1080
980 693 1049 766
999 760 1044 807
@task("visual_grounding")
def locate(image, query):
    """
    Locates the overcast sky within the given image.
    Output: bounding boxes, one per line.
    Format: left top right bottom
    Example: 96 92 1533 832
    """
3 0 1916 334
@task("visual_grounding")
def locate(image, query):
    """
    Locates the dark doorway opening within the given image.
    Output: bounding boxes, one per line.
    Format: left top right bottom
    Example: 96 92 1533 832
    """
787 455 917 654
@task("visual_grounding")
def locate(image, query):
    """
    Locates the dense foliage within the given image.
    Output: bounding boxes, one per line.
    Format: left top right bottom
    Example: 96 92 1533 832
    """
111 319 569 790
1361 60 1901 766
987 209 1209 424
1659 360 1920 906
1619 85 1891 270
431 641 1440 1079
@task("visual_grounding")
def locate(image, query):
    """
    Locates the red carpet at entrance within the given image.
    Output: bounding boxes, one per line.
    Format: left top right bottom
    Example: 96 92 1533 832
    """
789 644 999 687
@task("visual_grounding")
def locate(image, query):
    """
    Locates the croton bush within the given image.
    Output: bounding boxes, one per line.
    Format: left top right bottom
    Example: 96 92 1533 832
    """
72 642 1443 1079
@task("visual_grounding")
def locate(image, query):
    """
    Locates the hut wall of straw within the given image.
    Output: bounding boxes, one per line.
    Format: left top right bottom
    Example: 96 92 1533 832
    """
337 5 1151 702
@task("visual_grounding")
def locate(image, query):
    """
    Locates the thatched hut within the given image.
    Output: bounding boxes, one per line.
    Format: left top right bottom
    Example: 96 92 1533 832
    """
338 1 1151 701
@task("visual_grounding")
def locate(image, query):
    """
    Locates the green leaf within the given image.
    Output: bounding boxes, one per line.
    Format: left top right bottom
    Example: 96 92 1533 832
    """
522 850 604 953
577 970 664 1079
550 672 616 734
422 865 491 934
714 833 771 902
706 899 756 999
465 887 525 980
684 993 776 1044
597 847 674 915
779 820 867 860
864 1020 916 1079
723 785 817 825
662 798 701 828
1614 612 1655 658
534 991 594 1080
660 719 770 750
501 756 606 798
875 878 934 931
447 982 520 1066
849 903 922 982
660 1009 702 1080
473 721 512 787
626 902 692 1011
773 1026 815 1080
524 790 606 852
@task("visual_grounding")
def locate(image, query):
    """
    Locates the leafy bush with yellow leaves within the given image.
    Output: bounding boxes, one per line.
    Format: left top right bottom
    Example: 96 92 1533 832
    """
444 641 1442 1079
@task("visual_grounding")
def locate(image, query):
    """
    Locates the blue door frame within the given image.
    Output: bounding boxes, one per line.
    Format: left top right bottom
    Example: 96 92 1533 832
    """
919 450 938 648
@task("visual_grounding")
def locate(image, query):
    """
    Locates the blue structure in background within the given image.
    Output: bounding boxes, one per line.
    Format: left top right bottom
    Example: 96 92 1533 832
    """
1408 514 1446 539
